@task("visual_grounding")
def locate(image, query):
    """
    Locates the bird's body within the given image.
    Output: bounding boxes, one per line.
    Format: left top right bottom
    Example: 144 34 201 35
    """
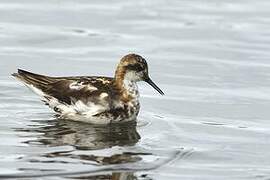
12 54 164 124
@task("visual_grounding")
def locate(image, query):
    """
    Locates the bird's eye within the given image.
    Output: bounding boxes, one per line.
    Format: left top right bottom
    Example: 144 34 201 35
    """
126 64 144 72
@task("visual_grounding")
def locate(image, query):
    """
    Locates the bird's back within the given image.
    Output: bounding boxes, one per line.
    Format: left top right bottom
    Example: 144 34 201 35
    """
12 69 115 103
13 69 129 124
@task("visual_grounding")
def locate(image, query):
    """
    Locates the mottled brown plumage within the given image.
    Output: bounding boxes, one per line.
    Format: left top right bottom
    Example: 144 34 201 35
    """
12 54 164 124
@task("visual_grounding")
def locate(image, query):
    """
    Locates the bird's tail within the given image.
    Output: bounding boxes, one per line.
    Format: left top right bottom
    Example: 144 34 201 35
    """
12 69 54 90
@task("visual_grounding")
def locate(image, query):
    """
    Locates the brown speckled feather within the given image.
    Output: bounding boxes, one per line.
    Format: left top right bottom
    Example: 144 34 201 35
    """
13 69 115 105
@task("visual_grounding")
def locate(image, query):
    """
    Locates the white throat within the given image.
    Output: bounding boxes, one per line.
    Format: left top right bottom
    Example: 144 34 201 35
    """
123 72 139 98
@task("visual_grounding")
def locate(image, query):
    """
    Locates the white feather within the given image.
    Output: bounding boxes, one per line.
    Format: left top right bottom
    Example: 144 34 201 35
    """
25 84 45 97
69 81 97 91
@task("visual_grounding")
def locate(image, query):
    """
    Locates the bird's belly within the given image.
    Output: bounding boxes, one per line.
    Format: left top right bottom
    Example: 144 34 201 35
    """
60 113 112 124
57 101 140 124
59 110 137 124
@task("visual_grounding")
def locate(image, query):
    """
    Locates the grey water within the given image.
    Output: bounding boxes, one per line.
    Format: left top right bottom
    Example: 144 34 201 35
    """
1 0 270 179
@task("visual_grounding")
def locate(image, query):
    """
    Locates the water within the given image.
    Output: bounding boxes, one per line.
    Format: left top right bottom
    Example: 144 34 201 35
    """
1 0 270 179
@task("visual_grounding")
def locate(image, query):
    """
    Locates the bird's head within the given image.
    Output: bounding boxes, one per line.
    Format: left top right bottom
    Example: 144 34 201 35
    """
115 54 164 95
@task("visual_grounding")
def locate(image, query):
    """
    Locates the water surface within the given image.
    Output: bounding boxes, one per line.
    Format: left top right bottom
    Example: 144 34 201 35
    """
1 0 270 179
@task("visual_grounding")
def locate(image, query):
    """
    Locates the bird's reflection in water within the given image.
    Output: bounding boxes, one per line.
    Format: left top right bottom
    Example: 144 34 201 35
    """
16 119 148 180
69 172 138 180
26 119 140 150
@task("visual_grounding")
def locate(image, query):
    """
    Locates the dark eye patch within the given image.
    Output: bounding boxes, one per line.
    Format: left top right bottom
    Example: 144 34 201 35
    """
126 64 144 71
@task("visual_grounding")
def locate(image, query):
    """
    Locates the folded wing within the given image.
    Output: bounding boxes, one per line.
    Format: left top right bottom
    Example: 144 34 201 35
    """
12 69 114 115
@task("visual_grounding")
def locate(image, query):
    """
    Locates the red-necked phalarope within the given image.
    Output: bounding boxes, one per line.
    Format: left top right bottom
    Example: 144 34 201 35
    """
12 54 164 124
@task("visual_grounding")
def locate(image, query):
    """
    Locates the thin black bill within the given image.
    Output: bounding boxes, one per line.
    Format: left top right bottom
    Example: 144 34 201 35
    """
145 78 164 95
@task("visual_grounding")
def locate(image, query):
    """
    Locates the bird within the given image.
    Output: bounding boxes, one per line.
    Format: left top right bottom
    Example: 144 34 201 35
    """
12 54 164 124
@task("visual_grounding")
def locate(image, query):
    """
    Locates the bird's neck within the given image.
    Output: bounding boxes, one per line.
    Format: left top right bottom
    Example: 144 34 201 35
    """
114 69 139 102
122 78 139 97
